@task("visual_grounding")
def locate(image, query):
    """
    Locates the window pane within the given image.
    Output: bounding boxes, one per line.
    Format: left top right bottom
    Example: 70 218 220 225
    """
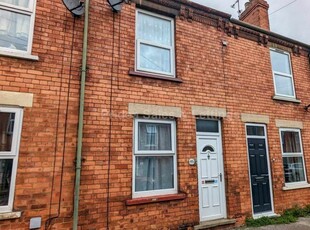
0 9 30 51
0 159 13 206
0 0 29 8
275 74 294 96
135 156 174 192
270 50 291 74
202 145 215 152
137 12 171 46
246 126 265 136
0 112 15 152
281 131 301 153
196 120 219 133
283 157 305 183
139 44 171 73
138 122 172 151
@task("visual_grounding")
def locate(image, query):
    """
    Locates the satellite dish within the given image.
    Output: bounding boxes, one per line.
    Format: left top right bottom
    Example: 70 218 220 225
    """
107 0 125 12
63 0 85 16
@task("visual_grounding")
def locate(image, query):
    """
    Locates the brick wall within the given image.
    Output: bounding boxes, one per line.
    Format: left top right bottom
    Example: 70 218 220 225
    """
0 0 310 229
0 0 82 228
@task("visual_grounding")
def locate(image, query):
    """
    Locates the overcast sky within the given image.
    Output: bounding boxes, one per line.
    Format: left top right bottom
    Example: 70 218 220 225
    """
190 0 310 45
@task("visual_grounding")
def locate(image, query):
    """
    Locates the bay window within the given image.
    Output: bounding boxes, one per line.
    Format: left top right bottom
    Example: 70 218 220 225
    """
133 119 177 198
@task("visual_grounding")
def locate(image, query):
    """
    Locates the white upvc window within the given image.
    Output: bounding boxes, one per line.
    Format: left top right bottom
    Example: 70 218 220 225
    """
270 49 296 98
0 0 36 54
133 119 177 198
135 9 175 77
279 128 307 186
0 107 23 213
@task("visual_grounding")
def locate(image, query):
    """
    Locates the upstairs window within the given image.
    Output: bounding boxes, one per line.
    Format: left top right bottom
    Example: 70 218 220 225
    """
135 9 175 77
270 49 296 98
280 129 307 185
0 0 36 54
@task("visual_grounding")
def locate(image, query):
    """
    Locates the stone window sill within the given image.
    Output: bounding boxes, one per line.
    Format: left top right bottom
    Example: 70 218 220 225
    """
273 95 301 104
0 50 39 61
125 193 186 206
282 183 310 191
0 211 22 220
129 70 183 83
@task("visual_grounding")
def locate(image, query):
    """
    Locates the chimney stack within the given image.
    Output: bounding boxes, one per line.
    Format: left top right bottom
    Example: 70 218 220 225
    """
239 0 270 30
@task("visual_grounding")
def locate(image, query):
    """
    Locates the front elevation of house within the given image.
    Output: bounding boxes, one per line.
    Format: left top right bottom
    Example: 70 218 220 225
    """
0 0 310 229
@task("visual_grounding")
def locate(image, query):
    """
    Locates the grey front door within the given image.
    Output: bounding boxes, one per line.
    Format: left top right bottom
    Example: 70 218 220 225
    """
247 138 272 214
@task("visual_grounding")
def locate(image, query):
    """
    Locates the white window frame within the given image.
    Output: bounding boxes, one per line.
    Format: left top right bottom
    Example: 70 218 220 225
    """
135 9 175 77
0 107 23 213
0 0 37 54
133 118 177 198
270 48 296 98
279 128 307 186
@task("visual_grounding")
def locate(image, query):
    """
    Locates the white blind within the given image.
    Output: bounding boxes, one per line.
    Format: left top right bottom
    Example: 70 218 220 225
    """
137 12 171 46
0 0 29 8
0 9 30 51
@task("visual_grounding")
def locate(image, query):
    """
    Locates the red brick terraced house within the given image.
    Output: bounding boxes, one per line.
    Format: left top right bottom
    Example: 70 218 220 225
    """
0 0 310 229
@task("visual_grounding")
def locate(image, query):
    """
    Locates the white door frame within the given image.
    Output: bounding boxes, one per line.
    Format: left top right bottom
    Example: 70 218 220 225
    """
245 123 275 218
196 120 227 222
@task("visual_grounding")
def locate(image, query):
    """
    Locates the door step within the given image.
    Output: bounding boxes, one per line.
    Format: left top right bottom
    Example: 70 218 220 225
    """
194 219 236 230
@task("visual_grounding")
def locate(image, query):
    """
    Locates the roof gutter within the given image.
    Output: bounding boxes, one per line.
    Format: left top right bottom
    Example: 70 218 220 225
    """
231 18 310 51
180 0 231 19
134 0 231 19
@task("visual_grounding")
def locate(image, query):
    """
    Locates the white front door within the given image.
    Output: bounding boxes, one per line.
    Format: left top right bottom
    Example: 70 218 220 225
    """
197 135 226 221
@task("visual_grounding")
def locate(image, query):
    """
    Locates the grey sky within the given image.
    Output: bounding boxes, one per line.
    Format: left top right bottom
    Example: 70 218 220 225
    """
190 0 310 45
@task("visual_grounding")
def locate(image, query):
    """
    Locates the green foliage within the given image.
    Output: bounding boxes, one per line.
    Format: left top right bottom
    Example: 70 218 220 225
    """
245 206 310 227
245 217 273 227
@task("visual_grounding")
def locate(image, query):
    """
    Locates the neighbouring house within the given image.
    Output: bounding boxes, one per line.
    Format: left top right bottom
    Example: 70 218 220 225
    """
0 0 310 229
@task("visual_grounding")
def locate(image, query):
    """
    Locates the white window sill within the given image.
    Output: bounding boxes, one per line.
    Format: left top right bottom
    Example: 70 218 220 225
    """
282 183 310 191
273 95 301 103
0 211 22 220
0 50 39 61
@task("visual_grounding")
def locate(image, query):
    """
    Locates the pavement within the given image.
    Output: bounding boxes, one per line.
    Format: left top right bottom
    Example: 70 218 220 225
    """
241 217 310 230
